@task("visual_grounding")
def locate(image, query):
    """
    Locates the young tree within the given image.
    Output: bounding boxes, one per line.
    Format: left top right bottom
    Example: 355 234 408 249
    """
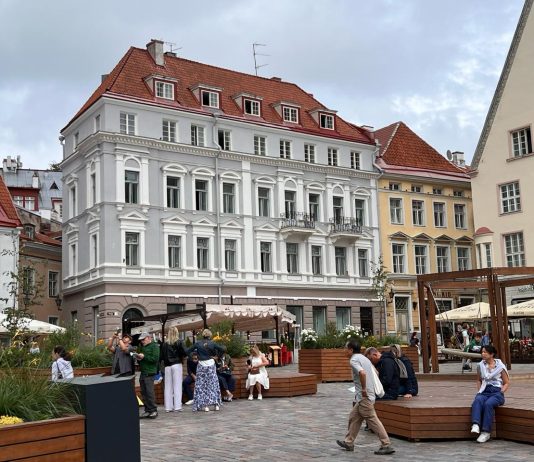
0 248 44 342
371 256 391 337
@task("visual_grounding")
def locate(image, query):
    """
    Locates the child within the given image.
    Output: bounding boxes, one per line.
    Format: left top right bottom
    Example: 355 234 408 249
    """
51 345 74 381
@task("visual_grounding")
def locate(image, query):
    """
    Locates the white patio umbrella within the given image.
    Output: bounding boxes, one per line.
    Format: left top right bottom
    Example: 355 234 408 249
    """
0 313 66 334
507 299 534 317
132 304 296 335
435 302 491 322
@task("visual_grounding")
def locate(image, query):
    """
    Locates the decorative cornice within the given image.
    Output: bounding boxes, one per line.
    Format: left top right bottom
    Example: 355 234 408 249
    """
72 132 380 180
471 0 534 170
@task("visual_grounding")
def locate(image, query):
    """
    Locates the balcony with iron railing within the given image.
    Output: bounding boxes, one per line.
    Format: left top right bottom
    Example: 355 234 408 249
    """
279 212 316 239
329 217 362 243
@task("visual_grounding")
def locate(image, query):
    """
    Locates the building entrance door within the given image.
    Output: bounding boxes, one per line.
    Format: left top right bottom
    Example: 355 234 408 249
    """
394 296 410 340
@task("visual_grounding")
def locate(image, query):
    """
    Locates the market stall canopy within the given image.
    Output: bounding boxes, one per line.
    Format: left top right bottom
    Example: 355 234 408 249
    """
0 314 66 334
132 304 297 335
507 299 534 317
435 302 490 322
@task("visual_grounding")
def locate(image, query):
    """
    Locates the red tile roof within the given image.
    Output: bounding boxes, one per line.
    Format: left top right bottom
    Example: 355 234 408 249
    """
65 47 374 145
374 122 467 175
0 176 21 228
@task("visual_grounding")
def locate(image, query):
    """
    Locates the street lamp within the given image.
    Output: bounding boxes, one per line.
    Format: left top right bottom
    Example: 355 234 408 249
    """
55 294 62 311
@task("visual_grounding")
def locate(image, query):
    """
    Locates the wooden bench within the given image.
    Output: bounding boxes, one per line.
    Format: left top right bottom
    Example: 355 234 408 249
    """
375 380 533 444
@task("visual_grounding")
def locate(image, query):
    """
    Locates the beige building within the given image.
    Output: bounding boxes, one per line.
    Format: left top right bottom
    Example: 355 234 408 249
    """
471 0 534 306
374 122 475 338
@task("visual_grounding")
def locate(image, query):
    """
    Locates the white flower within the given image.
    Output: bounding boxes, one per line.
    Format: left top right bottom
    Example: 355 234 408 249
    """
341 325 362 339
301 329 318 342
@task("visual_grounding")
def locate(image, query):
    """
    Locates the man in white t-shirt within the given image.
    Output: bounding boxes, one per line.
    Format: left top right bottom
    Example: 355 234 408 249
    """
336 340 395 456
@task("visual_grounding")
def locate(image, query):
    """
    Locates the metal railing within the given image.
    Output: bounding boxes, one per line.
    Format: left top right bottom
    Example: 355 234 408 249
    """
280 212 316 230
329 217 362 234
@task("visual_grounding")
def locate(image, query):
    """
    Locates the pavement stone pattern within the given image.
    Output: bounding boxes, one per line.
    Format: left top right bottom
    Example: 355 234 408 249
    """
140 381 533 461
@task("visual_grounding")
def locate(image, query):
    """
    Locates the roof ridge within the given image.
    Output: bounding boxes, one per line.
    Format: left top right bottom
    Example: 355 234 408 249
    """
380 122 401 157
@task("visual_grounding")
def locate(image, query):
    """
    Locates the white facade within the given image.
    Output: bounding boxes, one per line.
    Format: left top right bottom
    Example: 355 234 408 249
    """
61 45 382 340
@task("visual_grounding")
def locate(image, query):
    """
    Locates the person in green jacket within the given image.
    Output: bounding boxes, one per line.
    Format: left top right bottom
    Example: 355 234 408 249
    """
463 332 483 371
137 332 160 419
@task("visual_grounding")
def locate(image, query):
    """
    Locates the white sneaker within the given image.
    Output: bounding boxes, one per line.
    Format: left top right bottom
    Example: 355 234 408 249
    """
204 407 210 412
477 432 491 443
248 395 253 400
470 424 480 434
214 405 220 411
257 394 263 400
185 400 194 405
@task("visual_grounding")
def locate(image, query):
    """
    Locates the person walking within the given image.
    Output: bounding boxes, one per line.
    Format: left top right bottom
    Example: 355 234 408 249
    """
137 332 160 419
470 345 510 443
161 327 186 413
336 340 395 455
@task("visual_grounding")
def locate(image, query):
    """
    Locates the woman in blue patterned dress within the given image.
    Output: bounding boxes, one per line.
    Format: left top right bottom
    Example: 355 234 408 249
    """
186 329 225 412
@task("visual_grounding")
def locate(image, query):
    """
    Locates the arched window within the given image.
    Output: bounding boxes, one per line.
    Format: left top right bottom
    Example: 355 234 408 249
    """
122 307 144 334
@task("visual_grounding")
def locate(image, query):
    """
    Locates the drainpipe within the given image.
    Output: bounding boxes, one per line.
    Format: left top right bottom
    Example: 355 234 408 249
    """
212 115 224 306
371 140 386 336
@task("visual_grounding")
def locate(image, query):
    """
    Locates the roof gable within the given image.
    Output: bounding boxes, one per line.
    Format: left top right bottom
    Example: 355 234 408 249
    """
375 122 467 175
0 176 21 227
64 47 374 145
472 0 534 169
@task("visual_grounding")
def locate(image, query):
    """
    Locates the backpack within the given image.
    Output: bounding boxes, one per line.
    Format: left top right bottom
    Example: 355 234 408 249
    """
395 358 408 379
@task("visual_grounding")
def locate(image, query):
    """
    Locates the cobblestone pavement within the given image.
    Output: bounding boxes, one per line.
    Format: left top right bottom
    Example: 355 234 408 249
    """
140 382 532 462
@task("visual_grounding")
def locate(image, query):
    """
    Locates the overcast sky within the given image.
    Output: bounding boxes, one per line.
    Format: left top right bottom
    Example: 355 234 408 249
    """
0 0 525 169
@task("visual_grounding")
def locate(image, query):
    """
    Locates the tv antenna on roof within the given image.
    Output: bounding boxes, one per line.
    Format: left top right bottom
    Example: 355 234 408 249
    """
253 43 269 76
165 41 182 54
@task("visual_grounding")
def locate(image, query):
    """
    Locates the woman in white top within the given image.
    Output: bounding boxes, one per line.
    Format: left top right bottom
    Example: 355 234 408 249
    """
51 345 74 381
470 344 510 443
246 345 270 400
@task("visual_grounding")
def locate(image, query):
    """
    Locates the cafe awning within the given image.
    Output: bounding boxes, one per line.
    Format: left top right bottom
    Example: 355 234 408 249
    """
0 314 66 335
507 299 534 317
132 304 296 335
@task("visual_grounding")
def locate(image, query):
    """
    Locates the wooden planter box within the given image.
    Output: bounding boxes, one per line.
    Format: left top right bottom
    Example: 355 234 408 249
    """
0 415 85 462
298 349 351 382
298 346 419 382
74 366 111 377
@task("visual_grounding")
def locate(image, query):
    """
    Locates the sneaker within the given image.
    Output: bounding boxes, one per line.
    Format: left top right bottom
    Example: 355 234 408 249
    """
257 394 263 400
165 410 173 413
185 399 194 405
227 392 233 401
477 432 491 443
336 440 354 452
471 424 480 434
463 365 472 371
174 408 183 412
248 395 253 401
147 411 158 419
153 373 163 384
139 411 151 419
374 445 395 455
214 405 220 411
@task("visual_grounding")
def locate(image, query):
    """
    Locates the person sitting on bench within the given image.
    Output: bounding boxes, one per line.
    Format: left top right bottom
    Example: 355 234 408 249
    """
463 332 483 371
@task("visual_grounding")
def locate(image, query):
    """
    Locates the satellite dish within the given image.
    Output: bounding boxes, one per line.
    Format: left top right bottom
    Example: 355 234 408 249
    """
446 150 453 160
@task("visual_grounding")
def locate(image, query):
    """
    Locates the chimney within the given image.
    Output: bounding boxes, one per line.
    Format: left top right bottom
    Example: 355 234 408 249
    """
451 151 465 166
32 171 40 189
271 77 282 82
147 39 165 66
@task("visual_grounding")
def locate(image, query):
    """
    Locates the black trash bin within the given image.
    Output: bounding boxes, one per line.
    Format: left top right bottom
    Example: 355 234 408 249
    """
68 375 140 462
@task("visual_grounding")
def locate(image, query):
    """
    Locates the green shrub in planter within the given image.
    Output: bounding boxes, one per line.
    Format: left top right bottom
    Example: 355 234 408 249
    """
0 369 80 422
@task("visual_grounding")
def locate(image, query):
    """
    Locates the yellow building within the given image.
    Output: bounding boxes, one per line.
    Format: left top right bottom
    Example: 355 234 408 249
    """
374 122 475 339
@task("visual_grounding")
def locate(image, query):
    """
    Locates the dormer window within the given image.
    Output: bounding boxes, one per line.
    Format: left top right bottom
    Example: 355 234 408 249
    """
320 113 335 130
156 81 174 100
282 106 299 123
244 99 260 116
201 90 219 108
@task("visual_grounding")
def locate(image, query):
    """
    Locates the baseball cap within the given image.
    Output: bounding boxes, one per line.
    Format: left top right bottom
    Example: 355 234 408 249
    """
138 332 150 340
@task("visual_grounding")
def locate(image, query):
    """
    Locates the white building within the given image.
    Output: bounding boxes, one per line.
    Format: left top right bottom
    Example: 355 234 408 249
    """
60 40 382 340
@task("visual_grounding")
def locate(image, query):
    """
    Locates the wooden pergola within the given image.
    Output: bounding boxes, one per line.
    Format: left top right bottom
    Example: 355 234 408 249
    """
417 267 534 373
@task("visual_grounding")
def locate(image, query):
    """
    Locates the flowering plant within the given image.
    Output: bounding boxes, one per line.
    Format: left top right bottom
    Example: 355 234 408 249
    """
340 325 362 341
0 415 24 426
301 329 318 347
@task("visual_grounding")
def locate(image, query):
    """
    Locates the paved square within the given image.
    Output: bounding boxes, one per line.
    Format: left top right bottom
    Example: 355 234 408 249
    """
140 382 532 461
